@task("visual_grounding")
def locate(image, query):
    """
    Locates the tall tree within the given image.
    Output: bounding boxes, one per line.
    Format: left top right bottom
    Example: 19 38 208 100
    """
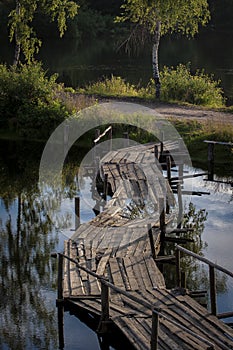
117 0 210 98
8 0 79 65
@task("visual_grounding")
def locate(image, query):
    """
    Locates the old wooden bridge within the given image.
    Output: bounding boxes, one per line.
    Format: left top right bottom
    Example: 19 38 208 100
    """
54 135 233 350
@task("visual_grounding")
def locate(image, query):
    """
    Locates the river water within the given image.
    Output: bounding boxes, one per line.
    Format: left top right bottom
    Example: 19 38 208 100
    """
0 135 233 349
0 31 233 103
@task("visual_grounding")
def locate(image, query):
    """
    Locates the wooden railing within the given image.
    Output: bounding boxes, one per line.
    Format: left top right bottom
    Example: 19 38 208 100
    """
176 245 233 319
52 252 216 350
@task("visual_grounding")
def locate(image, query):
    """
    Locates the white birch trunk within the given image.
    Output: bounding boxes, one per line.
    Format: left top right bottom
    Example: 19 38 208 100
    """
152 21 161 98
13 0 21 66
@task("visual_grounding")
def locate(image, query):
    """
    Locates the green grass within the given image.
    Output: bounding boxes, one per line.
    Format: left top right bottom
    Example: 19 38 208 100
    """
78 64 227 109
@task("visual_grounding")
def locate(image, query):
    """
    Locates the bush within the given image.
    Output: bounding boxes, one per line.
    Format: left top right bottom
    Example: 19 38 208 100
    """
80 75 139 97
159 64 225 108
0 63 69 138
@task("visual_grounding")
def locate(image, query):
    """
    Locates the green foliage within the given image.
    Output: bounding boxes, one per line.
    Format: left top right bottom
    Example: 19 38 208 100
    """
0 63 69 138
80 65 225 108
79 75 139 97
159 64 225 108
117 0 210 37
8 0 79 64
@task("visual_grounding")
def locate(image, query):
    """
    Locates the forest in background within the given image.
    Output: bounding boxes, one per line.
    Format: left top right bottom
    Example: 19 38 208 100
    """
1 0 233 45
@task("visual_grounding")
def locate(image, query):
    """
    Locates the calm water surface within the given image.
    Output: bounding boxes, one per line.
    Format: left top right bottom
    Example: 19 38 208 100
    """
1 31 233 102
0 138 233 349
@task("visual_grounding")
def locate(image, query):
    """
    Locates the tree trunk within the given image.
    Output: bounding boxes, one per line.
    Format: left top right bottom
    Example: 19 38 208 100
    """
152 21 161 99
13 0 21 66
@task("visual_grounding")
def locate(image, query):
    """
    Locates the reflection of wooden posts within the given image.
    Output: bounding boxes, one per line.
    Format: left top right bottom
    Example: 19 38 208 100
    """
75 196 80 230
148 224 156 260
178 138 184 181
177 183 183 229
207 143 215 181
151 308 160 350
176 249 181 288
159 198 166 244
57 304 64 350
123 131 129 147
209 266 217 315
57 253 64 302
98 279 110 333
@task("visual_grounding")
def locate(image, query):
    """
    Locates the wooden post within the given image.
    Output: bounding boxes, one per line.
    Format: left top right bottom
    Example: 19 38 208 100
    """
63 124 69 159
159 198 166 243
208 143 215 181
123 131 129 147
93 129 100 162
177 183 183 229
160 131 164 158
103 174 108 201
98 279 110 333
75 196 80 230
57 253 64 303
181 271 186 289
151 308 160 350
209 265 217 315
166 156 171 214
154 145 159 159
109 126 112 151
57 304 64 349
148 224 156 260
176 249 181 288
166 156 171 185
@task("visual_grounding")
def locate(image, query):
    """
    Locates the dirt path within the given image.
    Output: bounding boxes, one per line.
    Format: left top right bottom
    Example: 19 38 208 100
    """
99 96 233 124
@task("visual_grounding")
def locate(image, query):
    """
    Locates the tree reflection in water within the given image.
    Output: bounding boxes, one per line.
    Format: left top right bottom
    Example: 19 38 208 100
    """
0 139 80 349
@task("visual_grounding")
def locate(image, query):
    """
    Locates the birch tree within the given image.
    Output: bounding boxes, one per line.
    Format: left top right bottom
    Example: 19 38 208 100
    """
8 0 79 65
117 0 210 98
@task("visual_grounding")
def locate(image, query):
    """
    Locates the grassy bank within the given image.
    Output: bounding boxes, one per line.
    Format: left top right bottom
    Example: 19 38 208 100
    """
169 118 233 175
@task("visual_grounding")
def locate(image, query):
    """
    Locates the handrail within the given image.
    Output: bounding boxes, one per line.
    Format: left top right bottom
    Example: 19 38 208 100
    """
94 126 112 144
176 245 233 279
176 245 233 320
53 252 216 349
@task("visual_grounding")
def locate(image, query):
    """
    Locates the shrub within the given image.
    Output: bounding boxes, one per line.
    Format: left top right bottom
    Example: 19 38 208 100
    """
80 75 139 97
160 64 225 108
0 63 70 138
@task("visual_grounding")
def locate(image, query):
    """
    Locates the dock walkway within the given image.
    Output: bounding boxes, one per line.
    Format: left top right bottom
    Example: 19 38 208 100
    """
59 142 233 349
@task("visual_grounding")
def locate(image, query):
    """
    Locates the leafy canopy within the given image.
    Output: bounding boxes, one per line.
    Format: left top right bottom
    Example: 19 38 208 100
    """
117 0 210 36
8 0 79 63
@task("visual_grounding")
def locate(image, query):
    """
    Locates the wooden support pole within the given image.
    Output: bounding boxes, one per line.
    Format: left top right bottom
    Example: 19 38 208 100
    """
209 265 217 315
151 308 160 350
98 280 110 333
123 131 129 147
57 253 64 303
166 156 171 185
75 196 80 230
176 249 181 288
166 156 171 214
109 126 112 151
177 183 183 229
181 271 186 289
148 224 156 260
93 129 100 161
103 174 108 201
154 145 159 159
57 304 64 350
160 131 164 157
207 143 215 181
159 198 166 243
